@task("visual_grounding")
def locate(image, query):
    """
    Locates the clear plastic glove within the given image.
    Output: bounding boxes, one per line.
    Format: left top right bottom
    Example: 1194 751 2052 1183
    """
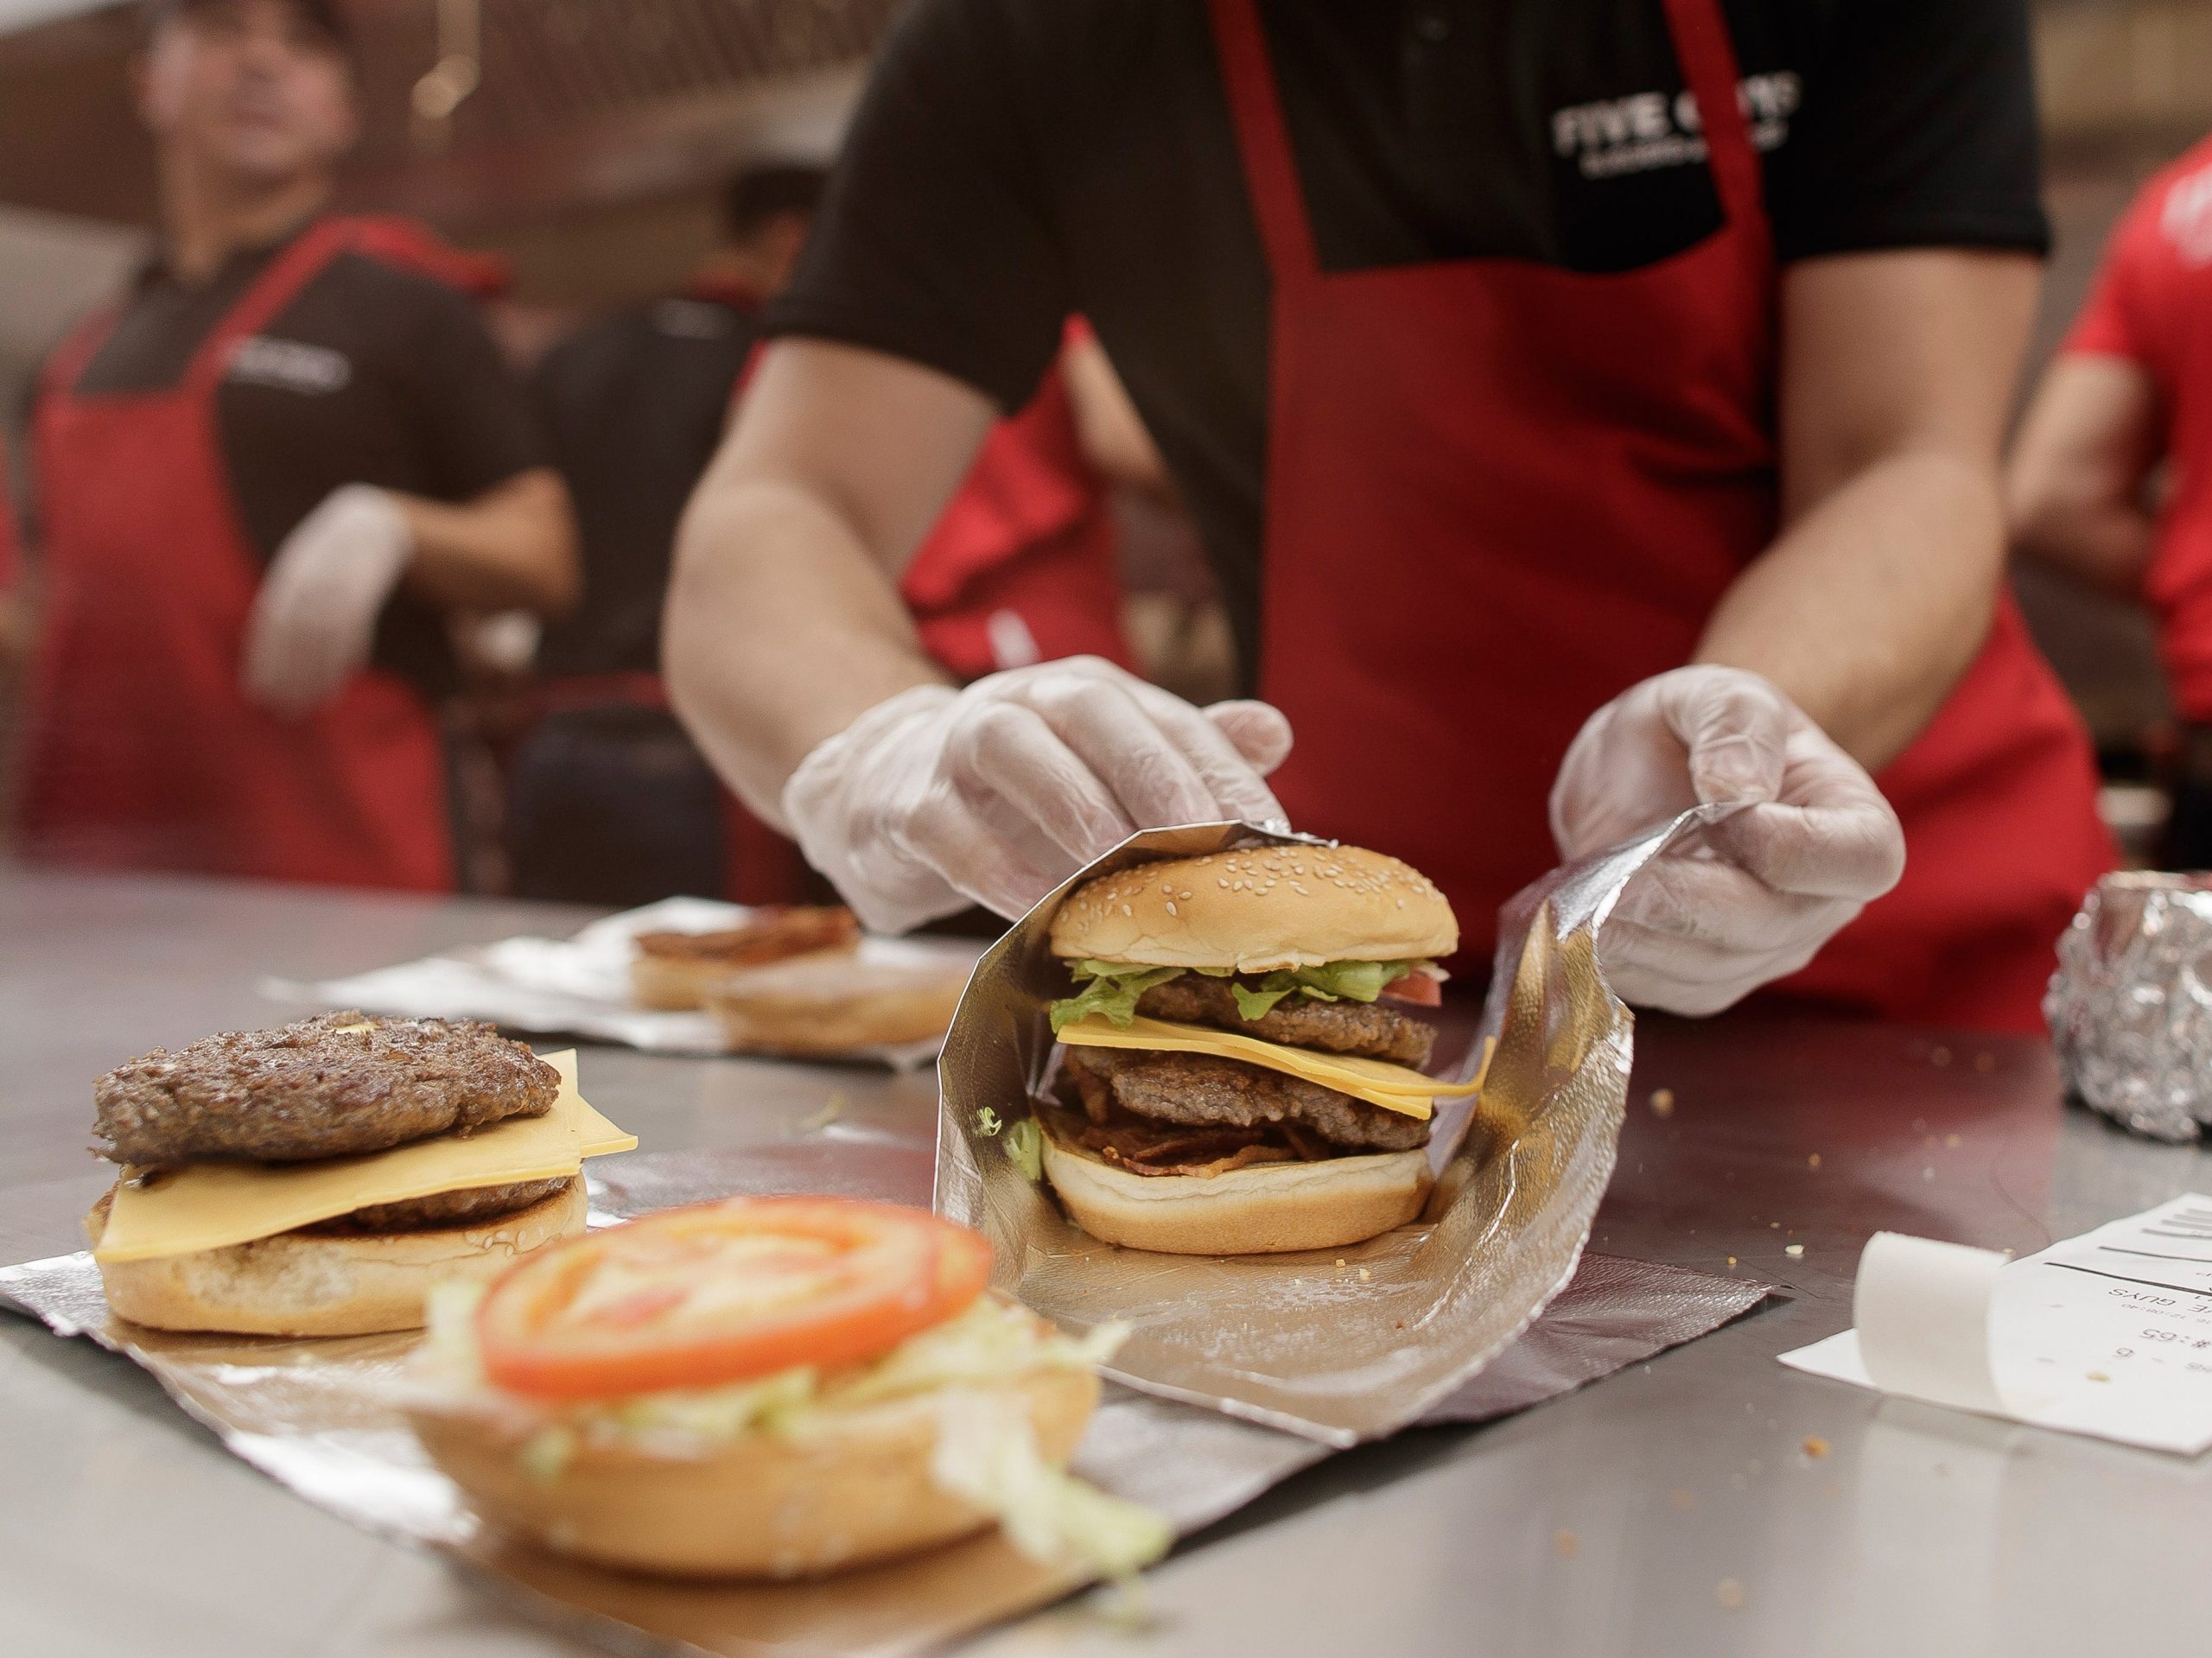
783 655 1294 933
240 484 413 718
1549 665 1905 1016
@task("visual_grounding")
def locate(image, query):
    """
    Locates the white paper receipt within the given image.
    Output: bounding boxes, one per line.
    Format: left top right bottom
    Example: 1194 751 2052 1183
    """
1781 1194 2212 1454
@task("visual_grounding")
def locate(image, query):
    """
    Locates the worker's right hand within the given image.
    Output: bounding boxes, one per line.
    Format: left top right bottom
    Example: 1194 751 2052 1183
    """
782 656 1294 932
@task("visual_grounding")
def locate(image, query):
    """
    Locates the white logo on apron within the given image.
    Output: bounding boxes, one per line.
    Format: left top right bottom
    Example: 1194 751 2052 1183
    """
1552 72 1800 180
226 335 353 395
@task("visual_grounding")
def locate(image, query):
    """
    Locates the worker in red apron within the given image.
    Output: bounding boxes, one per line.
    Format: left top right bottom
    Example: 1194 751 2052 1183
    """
2012 135 2212 868
512 162 1131 906
16 0 575 892
665 0 2113 1032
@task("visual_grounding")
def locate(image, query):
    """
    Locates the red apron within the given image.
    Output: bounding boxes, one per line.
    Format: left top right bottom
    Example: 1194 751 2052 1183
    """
901 332 1133 679
18 216 454 891
1211 0 2112 1032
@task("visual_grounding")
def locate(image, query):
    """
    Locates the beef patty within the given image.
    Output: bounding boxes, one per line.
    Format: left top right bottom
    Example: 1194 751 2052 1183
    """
1057 1046 1430 1154
304 1176 574 1235
92 1011 562 1169
1134 975 1435 1067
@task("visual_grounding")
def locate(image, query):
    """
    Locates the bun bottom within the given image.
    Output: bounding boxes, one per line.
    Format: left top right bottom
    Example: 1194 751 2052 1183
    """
411 1367 1100 1579
88 1179 587 1337
704 971 966 1055
628 953 723 1011
1040 1136 1430 1255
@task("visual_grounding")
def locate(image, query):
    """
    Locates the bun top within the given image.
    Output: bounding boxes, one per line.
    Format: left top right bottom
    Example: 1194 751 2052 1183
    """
1048 845 1458 972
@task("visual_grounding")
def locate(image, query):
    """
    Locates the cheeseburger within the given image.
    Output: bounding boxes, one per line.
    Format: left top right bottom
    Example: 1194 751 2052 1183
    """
85 1012 632 1337
1039 845 1474 1255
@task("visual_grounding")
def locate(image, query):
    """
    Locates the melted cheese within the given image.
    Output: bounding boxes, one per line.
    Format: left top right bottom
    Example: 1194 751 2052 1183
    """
1056 1014 1490 1121
94 1051 635 1262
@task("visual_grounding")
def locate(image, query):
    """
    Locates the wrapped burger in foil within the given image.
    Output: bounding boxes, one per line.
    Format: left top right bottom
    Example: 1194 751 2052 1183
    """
2048 871 2212 1141
936 813 1721 1446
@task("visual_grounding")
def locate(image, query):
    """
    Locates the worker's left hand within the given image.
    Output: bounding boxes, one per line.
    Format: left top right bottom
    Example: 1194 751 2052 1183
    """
240 485 415 718
1549 665 1906 1015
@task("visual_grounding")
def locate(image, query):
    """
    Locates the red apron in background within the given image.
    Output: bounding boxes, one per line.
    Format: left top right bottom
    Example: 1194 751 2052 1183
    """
17 216 454 891
346 213 515 301
697 322 1130 902
1211 0 2110 1032
901 342 1132 679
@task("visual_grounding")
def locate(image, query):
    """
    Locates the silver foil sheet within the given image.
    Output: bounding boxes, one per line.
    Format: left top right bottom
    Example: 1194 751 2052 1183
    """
2048 871 2212 1141
0 1143 1765 1657
935 815 1717 1446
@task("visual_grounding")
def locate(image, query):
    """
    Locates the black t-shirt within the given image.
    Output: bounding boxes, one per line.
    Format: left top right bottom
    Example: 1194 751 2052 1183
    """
45 224 545 695
531 295 760 679
769 0 2049 687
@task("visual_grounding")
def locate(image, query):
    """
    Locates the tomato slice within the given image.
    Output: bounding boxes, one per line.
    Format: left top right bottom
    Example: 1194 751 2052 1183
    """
476 1197 993 1401
1382 972 1443 1007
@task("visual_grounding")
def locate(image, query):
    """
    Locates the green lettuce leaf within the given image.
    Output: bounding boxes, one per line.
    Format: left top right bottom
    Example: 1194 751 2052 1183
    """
1050 957 1434 1031
1228 959 1423 1020
1047 961 1189 1032
929 1388 1172 1581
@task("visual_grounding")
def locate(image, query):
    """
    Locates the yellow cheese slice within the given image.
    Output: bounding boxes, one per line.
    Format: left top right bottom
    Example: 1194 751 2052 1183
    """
1056 1014 1488 1121
95 1051 636 1263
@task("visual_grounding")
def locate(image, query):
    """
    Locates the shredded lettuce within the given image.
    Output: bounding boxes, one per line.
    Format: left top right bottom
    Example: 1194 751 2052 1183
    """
423 1295 1128 1450
1001 1117 1045 1181
519 1424 576 1485
1047 962 1189 1032
1052 957 1432 1029
930 1390 1172 1582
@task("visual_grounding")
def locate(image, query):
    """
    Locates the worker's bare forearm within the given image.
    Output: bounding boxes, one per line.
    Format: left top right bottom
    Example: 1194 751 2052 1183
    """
393 468 580 615
1703 250 2037 773
1698 447 2004 769
665 476 948 829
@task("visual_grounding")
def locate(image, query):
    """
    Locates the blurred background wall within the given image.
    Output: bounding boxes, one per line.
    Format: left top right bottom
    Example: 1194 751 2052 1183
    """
0 0 2207 759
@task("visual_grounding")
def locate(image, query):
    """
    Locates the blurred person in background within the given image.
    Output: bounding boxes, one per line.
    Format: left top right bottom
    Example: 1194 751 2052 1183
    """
7 0 576 892
669 0 2115 1032
2011 138 2212 868
512 161 1135 907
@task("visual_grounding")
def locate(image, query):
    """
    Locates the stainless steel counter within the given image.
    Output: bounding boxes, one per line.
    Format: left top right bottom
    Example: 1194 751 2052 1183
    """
3 862 2207 1657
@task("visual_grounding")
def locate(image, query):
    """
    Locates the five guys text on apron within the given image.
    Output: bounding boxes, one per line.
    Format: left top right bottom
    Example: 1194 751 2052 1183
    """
18 216 454 892
1211 0 2113 1032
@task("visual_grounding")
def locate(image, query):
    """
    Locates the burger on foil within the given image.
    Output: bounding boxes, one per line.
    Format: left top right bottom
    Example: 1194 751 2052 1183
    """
1038 845 1482 1255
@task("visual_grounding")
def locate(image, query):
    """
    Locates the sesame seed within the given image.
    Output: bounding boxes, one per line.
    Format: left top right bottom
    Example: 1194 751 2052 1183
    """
1217 879 1230 888
1166 902 1179 916
1122 904 1134 916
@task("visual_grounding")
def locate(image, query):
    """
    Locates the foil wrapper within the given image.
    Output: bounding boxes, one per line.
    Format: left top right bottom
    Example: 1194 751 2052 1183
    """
2047 871 2212 1141
1 1149 1764 1656
936 816 1711 1446
261 896 978 1066
0 816 1769 1655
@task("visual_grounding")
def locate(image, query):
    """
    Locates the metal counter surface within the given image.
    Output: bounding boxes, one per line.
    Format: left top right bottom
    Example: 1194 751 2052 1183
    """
3 863 2206 1658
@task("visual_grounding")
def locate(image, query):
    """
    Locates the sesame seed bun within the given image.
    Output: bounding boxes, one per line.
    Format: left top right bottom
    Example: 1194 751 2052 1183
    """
410 1363 1100 1579
1047 845 1457 972
86 1179 586 1337
1039 1134 1431 1255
